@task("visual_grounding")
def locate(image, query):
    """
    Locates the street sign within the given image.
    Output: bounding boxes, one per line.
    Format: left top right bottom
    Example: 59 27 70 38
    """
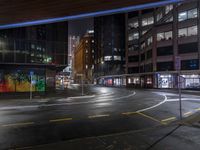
175 56 181 71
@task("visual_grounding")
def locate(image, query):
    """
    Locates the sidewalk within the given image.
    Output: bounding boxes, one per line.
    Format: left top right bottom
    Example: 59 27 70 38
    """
30 113 200 150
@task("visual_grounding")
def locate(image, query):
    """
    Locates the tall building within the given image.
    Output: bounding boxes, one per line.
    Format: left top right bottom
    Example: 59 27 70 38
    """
126 0 200 89
0 22 68 93
74 31 94 83
94 14 126 86
66 35 80 80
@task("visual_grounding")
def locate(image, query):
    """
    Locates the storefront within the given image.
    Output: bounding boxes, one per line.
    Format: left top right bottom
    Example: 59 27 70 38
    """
181 74 200 89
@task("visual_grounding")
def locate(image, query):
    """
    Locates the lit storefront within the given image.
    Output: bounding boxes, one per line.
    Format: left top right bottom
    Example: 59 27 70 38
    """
181 74 200 89
157 74 175 88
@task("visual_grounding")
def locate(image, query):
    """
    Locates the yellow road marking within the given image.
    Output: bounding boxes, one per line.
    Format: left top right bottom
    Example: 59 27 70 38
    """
195 108 200 111
137 112 164 125
2 122 34 127
122 112 137 115
88 114 110 119
15 146 33 150
184 111 193 116
49 118 72 123
161 117 176 123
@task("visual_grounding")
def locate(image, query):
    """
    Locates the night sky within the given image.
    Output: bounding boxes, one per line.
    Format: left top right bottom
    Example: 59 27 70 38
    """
68 18 94 37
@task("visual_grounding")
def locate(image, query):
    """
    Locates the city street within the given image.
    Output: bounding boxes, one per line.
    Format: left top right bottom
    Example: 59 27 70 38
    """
0 85 200 149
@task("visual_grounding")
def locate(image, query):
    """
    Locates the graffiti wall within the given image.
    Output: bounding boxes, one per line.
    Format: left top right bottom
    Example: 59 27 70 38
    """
0 69 45 93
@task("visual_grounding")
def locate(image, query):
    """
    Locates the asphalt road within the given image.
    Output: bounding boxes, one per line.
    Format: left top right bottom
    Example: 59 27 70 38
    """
0 85 200 149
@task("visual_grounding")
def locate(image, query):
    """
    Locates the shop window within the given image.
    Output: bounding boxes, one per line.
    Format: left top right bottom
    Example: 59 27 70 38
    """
165 31 172 40
157 33 165 41
178 42 198 54
157 46 173 56
157 61 174 71
181 59 199 70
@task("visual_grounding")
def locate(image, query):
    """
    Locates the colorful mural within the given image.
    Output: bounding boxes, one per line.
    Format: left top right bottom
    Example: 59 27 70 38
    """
0 70 45 93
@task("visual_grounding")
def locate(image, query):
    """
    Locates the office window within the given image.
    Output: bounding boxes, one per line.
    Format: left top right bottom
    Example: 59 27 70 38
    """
114 56 121 61
165 5 173 14
178 42 198 54
128 55 139 63
179 8 198 22
147 36 153 46
188 8 198 19
128 32 139 41
166 16 173 22
104 56 112 61
141 42 146 50
165 31 172 40
179 26 198 37
142 16 154 26
157 12 163 21
178 28 187 37
157 61 174 71
157 46 173 56
157 33 165 41
181 59 199 70
188 26 197 36
142 30 148 35
179 11 187 21
157 31 172 41
128 20 139 29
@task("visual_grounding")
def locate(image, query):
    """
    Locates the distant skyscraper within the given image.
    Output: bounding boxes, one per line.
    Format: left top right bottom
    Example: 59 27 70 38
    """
67 35 80 79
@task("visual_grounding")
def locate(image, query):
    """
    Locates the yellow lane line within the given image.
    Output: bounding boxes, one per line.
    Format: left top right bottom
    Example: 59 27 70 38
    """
161 117 176 123
88 114 110 119
122 112 137 115
137 112 165 125
49 118 72 123
15 146 33 150
183 111 193 116
2 122 34 127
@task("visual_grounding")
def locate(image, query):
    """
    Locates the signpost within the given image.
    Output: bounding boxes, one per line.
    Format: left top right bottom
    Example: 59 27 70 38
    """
175 56 182 120
30 71 34 100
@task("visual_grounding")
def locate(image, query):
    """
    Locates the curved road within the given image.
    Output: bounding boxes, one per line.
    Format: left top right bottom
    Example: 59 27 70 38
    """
0 85 200 149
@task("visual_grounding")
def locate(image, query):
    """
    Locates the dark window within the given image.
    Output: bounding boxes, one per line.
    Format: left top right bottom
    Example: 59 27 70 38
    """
157 46 173 56
141 53 145 61
128 55 139 63
181 59 199 70
128 67 139 74
147 50 152 59
145 64 153 72
178 42 198 54
157 61 174 71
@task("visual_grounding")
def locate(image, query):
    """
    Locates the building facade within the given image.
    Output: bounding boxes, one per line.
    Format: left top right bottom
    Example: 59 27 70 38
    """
0 22 68 93
126 0 200 89
74 31 94 84
94 14 126 86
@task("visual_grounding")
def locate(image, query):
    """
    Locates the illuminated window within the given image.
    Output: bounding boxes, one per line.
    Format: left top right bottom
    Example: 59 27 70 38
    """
104 56 112 61
142 16 154 26
114 56 121 61
128 32 139 41
165 5 173 14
